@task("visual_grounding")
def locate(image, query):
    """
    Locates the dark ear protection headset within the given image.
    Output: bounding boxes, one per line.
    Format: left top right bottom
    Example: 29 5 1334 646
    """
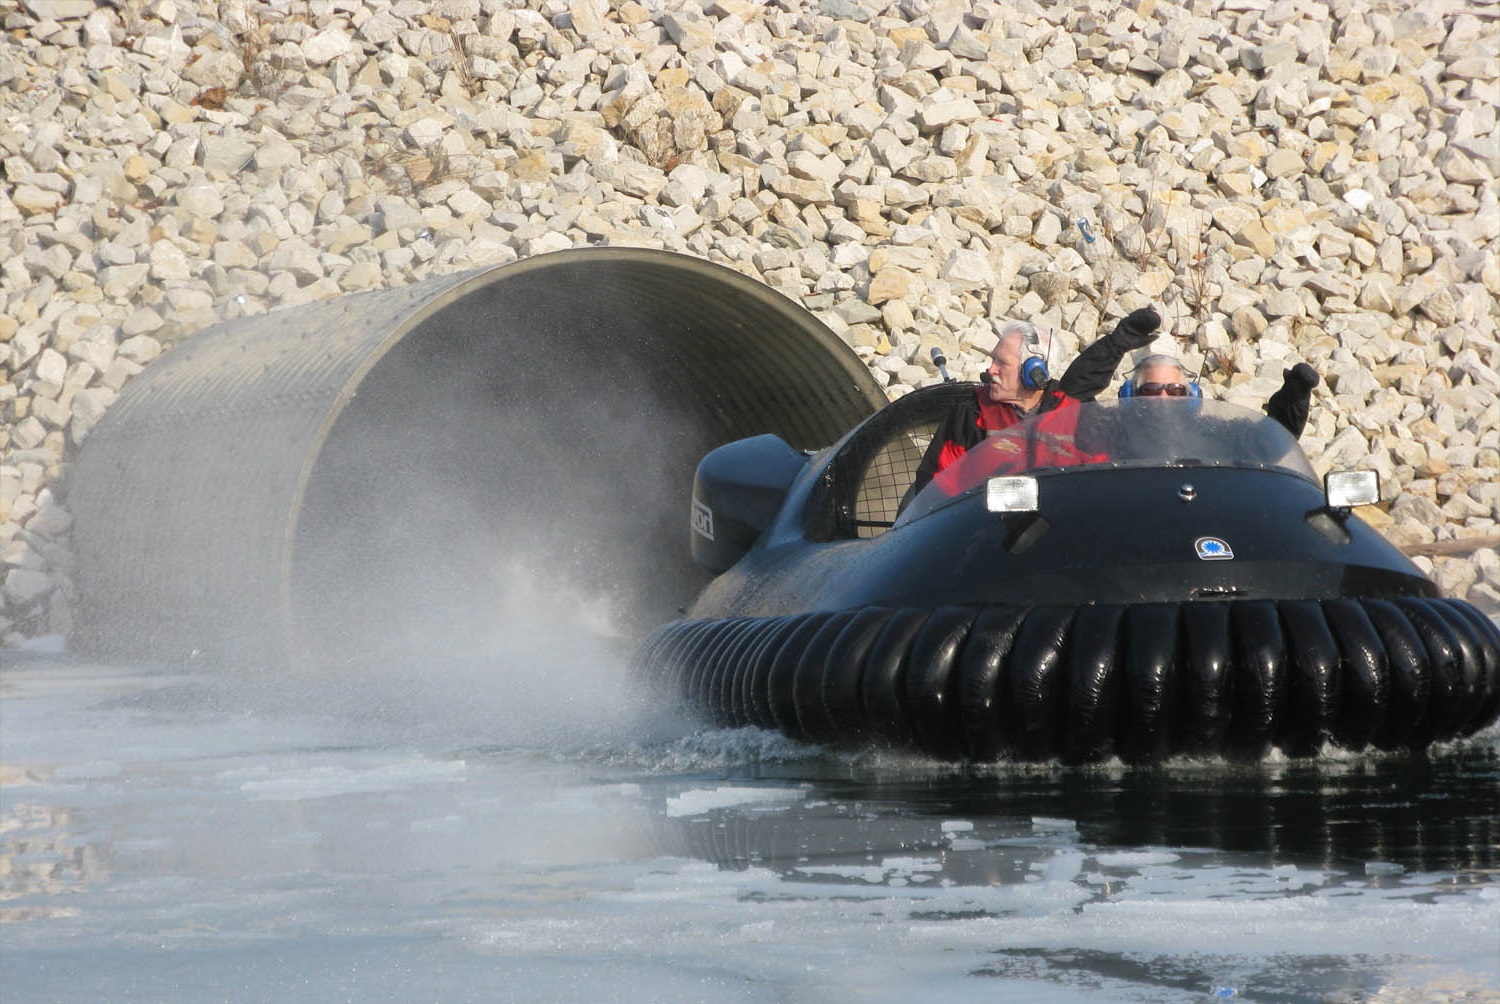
983 322 1050 390
1020 355 1049 390
981 353 1049 390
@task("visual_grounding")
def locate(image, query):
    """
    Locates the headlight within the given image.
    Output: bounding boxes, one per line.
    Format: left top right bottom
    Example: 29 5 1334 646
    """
986 476 1039 513
1324 470 1379 509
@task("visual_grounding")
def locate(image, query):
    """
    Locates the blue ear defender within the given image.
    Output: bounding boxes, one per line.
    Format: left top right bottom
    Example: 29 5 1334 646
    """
1020 355 1049 390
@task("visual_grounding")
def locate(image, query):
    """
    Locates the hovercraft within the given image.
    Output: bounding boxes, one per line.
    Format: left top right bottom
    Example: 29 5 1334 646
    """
631 384 1500 763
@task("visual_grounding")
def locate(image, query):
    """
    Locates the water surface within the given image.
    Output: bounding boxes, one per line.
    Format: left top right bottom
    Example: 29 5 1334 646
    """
3 651 1496 1003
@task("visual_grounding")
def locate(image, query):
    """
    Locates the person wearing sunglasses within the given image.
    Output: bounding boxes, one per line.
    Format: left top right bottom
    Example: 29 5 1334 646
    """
1126 354 1320 437
1126 355 1200 399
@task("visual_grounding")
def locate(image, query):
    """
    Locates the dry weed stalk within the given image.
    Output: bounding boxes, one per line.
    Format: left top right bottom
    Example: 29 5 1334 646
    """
1185 235 1213 327
360 131 486 197
421 13 478 95
230 2 304 98
1083 216 1119 320
1126 176 1170 266
1081 176 1173 330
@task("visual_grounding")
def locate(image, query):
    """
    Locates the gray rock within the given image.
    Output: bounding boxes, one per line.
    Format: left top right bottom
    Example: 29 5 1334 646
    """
198 136 257 176
23 0 95 19
303 28 355 66
267 239 324 281
3 567 52 607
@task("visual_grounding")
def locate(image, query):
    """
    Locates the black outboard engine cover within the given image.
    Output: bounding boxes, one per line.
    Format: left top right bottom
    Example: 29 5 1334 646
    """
691 435 808 573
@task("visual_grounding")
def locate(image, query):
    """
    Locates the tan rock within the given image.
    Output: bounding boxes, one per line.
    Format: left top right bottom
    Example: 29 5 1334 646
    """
1029 271 1070 306
769 174 833 206
867 266 912 305
1234 220 1278 258
1356 274 1397 312
869 246 933 273
1230 305 1268 340
12 185 63 215
1263 148 1304 179
1222 133 1269 161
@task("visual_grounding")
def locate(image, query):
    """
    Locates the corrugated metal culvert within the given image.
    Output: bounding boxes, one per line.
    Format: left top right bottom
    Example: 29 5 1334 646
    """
67 248 885 671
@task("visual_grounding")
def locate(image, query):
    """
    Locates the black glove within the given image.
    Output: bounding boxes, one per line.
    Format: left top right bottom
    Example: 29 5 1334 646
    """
1282 362 1320 389
1264 362 1319 437
1108 307 1161 350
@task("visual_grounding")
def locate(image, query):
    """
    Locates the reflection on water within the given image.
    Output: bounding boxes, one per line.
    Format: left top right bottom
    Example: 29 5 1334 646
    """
633 741 1499 1004
627 738 1499 1004
0 797 105 921
646 741 1500 890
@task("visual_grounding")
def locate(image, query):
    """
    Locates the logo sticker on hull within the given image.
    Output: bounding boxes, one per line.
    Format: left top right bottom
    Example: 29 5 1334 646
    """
692 497 714 541
1195 536 1233 560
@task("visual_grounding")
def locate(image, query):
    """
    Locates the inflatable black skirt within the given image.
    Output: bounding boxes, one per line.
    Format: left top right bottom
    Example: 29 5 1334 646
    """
631 598 1500 763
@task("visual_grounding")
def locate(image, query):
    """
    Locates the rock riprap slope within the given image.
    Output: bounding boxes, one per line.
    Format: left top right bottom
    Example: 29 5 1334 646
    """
2 0 1497 642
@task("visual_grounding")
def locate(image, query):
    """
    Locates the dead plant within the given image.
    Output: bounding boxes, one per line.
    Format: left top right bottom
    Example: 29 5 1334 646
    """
1080 215 1119 322
420 13 477 96
1185 235 1213 326
229 3 292 99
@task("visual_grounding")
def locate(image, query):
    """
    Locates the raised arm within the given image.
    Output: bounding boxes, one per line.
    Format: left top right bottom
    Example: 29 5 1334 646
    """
1056 307 1161 401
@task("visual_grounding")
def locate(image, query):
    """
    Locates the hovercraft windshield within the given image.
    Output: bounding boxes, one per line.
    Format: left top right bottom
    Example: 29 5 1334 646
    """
896 399 1319 526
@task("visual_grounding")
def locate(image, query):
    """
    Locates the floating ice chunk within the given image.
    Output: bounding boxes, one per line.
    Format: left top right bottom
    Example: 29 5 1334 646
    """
1272 863 1328 890
942 819 984 850
664 785 804 818
231 758 466 800
1041 850 1087 882
1095 850 1182 868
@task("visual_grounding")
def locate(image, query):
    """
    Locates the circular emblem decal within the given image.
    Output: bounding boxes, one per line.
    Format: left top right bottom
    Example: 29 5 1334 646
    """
1195 536 1234 560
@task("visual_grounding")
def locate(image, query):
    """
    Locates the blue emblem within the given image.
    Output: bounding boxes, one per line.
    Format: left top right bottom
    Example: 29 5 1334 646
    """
1195 536 1234 560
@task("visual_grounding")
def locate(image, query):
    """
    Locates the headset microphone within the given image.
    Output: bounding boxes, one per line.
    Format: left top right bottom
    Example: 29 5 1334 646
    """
930 346 952 382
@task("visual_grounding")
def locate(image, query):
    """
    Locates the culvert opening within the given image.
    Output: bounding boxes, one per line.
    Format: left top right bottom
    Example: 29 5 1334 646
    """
68 249 885 671
290 277 710 669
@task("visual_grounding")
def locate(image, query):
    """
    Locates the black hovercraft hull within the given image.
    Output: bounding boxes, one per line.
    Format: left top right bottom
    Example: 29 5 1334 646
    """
635 597 1500 763
632 391 1500 762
